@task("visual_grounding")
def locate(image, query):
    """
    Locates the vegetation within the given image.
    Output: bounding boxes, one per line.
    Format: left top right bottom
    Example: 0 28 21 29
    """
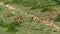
55 0 60 4
54 14 60 22
0 0 60 34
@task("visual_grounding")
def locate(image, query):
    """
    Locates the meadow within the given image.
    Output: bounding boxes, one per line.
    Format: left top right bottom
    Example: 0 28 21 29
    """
0 0 60 34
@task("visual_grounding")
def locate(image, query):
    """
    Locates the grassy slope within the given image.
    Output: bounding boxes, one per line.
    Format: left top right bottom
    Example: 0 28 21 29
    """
0 0 60 34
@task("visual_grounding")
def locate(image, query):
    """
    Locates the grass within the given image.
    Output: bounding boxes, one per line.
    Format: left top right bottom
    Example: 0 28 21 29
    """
0 0 60 34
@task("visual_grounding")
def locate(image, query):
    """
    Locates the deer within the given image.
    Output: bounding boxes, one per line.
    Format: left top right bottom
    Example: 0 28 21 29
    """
45 11 51 16
51 9 57 15
36 16 43 22
19 16 24 23
12 17 19 22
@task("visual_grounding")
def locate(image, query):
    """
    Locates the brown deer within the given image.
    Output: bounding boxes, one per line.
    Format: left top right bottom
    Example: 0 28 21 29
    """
13 17 19 22
19 16 24 23
46 11 51 16
36 17 43 22
29 14 35 20
51 9 57 15
52 9 57 13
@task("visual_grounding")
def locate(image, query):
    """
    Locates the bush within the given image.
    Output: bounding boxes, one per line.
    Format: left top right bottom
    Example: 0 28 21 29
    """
55 0 60 4
54 14 60 22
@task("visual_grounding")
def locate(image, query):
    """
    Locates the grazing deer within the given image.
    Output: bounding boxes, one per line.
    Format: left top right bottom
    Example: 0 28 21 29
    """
29 14 35 22
19 16 24 23
51 9 57 15
52 9 57 13
43 19 50 25
29 14 35 19
13 17 19 22
45 11 54 20
46 11 51 16
36 17 43 22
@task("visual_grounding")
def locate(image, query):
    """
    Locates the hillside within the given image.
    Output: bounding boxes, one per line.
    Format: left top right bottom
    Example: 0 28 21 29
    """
0 0 60 34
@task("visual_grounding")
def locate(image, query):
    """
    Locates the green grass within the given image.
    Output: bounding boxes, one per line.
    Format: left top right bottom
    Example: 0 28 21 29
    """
0 0 60 34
